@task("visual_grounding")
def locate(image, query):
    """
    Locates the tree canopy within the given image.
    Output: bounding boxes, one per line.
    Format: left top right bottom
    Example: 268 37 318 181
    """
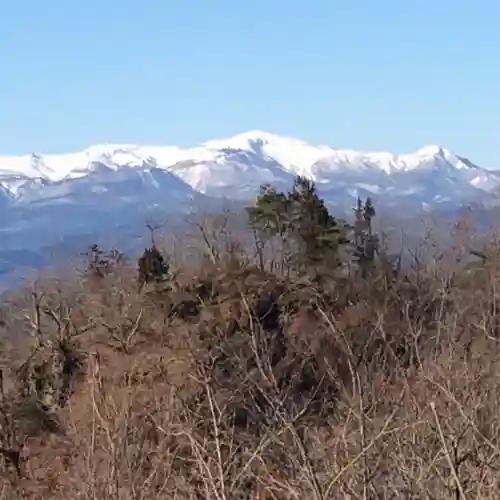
247 176 353 273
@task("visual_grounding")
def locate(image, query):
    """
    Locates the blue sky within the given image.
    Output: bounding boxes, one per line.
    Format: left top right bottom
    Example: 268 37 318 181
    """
1 0 499 167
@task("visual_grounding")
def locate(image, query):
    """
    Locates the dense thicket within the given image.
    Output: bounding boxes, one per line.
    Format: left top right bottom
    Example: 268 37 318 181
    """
0 178 497 499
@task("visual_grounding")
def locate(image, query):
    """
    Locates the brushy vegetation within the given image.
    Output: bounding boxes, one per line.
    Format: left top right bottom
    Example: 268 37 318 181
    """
0 178 499 498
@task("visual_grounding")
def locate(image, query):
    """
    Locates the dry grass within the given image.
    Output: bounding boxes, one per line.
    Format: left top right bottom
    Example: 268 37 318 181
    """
0 214 500 499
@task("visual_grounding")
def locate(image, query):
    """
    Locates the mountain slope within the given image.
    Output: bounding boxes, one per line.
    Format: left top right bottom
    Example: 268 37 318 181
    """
2 132 499 210
169 147 294 198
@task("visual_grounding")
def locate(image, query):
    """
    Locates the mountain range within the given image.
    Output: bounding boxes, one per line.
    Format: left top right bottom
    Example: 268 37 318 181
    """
2 131 500 209
0 130 499 288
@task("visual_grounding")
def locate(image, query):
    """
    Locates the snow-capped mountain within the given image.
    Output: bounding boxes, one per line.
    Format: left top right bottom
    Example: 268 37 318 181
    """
0 130 499 288
1 131 498 210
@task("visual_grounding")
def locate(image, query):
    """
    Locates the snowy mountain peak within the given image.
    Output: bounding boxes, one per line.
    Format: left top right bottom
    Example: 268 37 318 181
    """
0 131 496 210
204 131 338 176
414 144 445 156
204 130 283 148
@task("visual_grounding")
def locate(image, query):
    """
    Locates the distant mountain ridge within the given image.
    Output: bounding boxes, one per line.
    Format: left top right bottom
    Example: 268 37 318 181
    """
1 131 499 209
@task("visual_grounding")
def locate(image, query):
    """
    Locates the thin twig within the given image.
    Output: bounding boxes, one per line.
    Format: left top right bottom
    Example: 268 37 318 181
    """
430 402 467 500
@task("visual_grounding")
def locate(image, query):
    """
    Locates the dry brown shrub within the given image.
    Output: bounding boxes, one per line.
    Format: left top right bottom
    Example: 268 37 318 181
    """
1 212 500 498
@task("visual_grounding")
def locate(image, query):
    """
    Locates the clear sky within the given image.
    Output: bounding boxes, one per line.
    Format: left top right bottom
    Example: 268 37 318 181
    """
1 0 499 167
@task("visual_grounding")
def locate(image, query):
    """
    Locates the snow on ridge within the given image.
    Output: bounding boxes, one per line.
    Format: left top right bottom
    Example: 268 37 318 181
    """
201 131 479 178
0 131 493 202
203 130 337 175
0 144 189 183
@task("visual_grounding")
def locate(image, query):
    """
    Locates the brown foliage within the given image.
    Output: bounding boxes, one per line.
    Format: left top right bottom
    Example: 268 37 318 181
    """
0 215 500 498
